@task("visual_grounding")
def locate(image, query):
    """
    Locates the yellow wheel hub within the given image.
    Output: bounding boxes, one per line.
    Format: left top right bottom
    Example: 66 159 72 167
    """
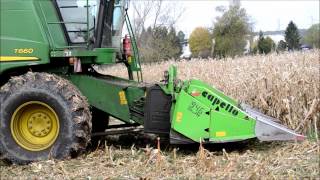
11 101 60 151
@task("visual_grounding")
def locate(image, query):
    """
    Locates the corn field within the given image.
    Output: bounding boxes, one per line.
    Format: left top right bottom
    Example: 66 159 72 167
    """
1 50 319 179
101 50 320 136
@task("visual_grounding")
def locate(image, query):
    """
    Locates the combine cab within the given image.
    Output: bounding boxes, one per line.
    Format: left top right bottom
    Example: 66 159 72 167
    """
0 0 304 164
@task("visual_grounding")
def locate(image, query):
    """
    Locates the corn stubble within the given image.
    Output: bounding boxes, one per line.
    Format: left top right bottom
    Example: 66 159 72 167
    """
1 50 319 179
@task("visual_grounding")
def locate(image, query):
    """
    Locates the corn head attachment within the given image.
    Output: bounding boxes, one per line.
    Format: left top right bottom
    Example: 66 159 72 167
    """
149 66 305 144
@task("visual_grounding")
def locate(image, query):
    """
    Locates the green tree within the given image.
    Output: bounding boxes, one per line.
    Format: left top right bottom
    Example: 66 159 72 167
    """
168 28 182 58
257 31 265 53
189 27 212 58
251 40 258 54
213 5 252 58
285 21 301 51
303 23 320 48
265 37 276 53
177 30 185 53
138 26 182 62
277 40 287 52
256 31 275 54
177 30 185 43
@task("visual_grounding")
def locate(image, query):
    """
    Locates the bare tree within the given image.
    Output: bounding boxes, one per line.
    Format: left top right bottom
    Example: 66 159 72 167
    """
130 0 185 35
129 0 185 62
131 0 155 36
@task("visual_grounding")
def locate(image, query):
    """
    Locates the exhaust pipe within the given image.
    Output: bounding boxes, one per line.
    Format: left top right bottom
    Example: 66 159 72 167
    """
240 103 305 141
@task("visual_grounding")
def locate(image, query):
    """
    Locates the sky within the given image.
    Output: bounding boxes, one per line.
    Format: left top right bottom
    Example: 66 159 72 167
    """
174 0 320 37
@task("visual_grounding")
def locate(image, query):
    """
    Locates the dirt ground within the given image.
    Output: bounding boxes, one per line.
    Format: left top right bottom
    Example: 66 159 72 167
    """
1 136 319 179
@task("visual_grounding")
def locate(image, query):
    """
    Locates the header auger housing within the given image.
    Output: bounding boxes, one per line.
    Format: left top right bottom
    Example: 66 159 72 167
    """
0 0 304 164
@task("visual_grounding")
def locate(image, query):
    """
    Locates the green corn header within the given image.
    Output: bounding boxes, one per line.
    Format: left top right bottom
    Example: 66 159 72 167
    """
0 0 304 164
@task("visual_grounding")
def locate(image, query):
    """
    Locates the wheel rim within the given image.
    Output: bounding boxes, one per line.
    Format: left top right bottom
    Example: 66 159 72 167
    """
10 101 60 151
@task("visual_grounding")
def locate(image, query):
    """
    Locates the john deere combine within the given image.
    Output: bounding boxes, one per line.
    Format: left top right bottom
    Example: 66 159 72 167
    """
0 0 304 164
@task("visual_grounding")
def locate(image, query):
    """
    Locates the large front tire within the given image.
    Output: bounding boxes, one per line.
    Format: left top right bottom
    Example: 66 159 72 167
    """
0 72 92 164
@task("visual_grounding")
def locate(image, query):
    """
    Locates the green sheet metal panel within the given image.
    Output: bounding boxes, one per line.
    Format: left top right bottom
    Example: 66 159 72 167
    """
50 48 116 64
0 0 52 73
185 80 256 142
66 74 146 124
67 75 131 123
209 110 255 142
171 90 211 142
186 79 237 106
184 80 251 120
36 0 67 49
171 79 256 142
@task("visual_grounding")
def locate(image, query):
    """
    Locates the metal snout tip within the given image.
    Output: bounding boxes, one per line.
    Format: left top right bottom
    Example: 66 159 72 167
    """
240 103 307 142
295 134 306 141
255 119 307 142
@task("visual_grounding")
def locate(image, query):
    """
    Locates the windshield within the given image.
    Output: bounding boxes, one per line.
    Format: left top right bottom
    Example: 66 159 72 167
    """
56 0 127 47
56 0 100 44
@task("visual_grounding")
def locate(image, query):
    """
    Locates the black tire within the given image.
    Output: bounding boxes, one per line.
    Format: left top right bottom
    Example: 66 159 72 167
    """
0 72 92 164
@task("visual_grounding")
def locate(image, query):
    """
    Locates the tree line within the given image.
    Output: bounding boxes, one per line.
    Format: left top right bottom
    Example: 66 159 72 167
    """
131 2 319 62
189 5 319 59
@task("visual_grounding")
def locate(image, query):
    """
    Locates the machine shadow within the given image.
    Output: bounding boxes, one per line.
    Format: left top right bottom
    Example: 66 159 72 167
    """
88 132 280 155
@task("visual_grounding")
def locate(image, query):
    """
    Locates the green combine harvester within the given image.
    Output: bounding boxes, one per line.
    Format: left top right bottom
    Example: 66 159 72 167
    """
0 0 304 164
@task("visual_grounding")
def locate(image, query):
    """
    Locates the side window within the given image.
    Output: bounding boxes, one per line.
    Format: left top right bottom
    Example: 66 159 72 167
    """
113 0 123 35
111 0 125 48
56 0 99 44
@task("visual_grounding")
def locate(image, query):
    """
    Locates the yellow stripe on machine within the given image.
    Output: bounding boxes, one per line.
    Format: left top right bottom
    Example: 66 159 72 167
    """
215 131 226 137
119 91 128 105
0 56 39 62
